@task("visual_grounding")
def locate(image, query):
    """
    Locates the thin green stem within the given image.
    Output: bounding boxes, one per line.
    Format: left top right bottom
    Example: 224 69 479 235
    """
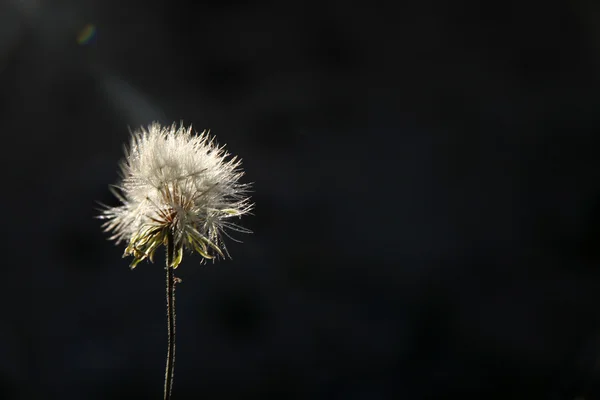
164 231 176 400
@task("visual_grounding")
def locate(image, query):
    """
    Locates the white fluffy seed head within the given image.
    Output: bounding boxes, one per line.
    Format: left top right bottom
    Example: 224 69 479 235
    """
99 122 252 268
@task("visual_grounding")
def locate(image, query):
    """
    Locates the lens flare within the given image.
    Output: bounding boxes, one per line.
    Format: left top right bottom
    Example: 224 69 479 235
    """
77 24 96 45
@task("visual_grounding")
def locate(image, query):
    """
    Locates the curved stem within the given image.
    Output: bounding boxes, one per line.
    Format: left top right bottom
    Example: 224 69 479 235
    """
164 232 176 400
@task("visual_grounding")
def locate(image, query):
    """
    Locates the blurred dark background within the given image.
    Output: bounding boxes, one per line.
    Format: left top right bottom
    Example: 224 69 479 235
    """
3 0 600 399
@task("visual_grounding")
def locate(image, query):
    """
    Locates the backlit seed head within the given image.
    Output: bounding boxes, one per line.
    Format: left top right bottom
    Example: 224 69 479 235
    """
98 122 252 268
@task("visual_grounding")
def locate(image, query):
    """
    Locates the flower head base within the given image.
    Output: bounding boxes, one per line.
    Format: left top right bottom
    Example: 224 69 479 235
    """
99 122 252 269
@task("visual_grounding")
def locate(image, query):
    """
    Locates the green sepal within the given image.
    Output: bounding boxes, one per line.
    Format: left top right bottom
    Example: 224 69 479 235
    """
171 245 184 268
221 208 240 215
129 257 143 269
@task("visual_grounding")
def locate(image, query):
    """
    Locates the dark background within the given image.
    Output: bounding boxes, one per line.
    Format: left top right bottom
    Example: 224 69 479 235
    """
3 0 600 399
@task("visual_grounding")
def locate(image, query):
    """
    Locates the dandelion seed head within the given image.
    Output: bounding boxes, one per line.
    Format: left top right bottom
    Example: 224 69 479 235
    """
99 122 252 268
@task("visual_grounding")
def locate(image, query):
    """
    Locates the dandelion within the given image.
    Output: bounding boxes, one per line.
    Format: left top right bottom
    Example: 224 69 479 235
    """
100 122 253 268
98 122 252 400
